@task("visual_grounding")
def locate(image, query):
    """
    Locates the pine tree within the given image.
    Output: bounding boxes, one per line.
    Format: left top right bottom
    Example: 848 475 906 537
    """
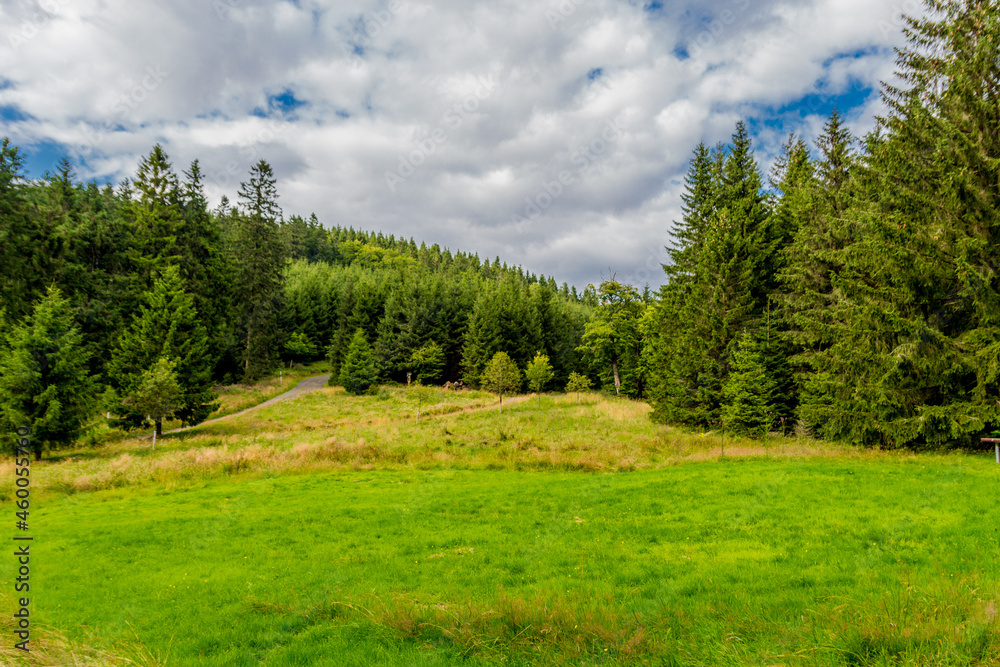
178 160 232 376
109 265 217 432
777 113 856 435
233 160 287 381
461 285 504 386
339 329 376 395
665 142 719 286
649 122 783 427
0 287 96 460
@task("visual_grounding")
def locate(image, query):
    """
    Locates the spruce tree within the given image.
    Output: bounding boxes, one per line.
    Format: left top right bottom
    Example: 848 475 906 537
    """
233 160 287 381
178 160 232 375
109 265 217 431
721 332 777 438
0 287 96 460
649 123 783 427
410 341 446 384
0 139 32 320
124 145 184 285
339 329 376 395
801 0 1000 447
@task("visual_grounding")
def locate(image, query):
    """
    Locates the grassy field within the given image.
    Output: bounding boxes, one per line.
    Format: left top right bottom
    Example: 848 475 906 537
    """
2 376 999 666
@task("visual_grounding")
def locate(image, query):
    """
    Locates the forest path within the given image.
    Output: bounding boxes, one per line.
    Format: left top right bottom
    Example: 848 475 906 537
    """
162 374 331 436
160 378 536 437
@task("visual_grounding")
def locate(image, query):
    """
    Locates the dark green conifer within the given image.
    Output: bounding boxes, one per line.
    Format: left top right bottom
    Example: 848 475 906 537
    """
339 329 377 395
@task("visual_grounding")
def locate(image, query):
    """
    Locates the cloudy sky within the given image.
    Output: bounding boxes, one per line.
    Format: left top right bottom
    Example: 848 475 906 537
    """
1 0 920 288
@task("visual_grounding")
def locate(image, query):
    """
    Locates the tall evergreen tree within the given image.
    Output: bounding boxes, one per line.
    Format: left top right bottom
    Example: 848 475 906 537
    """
109 265 217 432
650 122 781 426
0 138 33 320
233 160 287 381
721 331 777 438
124 145 183 285
178 160 232 376
0 288 96 460
799 0 1000 447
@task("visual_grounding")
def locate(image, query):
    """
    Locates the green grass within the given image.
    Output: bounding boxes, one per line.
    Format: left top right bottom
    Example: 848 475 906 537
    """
3 382 999 665
206 363 333 420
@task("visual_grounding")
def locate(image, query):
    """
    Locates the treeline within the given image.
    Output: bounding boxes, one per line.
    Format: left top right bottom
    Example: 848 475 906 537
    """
0 144 594 457
645 0 1000 449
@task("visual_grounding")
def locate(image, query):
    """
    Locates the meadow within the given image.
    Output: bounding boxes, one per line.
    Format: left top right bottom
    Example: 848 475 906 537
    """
2 374 998 666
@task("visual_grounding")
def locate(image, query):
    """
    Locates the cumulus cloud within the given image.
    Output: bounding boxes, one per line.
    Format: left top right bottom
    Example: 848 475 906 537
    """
0 0 918 287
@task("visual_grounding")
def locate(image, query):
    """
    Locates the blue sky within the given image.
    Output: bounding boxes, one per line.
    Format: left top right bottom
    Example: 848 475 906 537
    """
0 0 914 287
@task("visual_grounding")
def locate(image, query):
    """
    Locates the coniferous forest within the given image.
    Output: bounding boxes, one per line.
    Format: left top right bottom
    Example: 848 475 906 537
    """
1 0 998 457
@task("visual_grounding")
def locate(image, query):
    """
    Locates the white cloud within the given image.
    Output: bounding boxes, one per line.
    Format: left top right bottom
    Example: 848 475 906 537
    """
0 0 917 287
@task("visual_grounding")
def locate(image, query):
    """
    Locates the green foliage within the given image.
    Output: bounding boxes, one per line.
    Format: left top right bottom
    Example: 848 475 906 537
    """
525 352 554 406
283 332 318 364
108 265 218 429
122 357 183 437
565 371 592 404
648 122 784 427
578 279 645 397
233 160 287 381
410 341 446 384
565 372 592 394
779 1 1000 448
0 287 96 459
339 329 377 395
0 138 32 320
721 332 776 438
524 352 554 394
481 351 522 410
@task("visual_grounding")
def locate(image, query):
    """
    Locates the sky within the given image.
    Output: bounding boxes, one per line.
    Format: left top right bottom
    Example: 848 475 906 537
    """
0 0 922 288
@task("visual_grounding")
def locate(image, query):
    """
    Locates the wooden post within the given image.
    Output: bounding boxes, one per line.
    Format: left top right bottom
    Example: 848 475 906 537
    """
982 438 1000 464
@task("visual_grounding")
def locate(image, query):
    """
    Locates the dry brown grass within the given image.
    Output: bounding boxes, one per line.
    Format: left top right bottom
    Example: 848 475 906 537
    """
0 391 894 500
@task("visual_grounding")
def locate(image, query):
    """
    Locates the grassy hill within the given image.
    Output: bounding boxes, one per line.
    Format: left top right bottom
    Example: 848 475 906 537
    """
3 374 998 666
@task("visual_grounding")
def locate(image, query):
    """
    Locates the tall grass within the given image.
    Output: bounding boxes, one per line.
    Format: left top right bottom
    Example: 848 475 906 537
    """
1 388 872 499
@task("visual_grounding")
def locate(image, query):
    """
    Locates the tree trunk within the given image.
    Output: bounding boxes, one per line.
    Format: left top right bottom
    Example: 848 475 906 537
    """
155 418 163 437
34 447 41 462
612 359 621 396
499 393 503 414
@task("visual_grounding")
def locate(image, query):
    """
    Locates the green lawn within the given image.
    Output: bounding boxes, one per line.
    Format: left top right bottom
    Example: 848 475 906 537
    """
13 454 1000 665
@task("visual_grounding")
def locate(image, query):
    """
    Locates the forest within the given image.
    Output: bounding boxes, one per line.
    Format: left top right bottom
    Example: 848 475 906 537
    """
0 0 997 456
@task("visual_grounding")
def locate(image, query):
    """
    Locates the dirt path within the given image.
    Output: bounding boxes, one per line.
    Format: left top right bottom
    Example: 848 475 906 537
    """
158 379 534 437
422 394 531 419
162 374 331 436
